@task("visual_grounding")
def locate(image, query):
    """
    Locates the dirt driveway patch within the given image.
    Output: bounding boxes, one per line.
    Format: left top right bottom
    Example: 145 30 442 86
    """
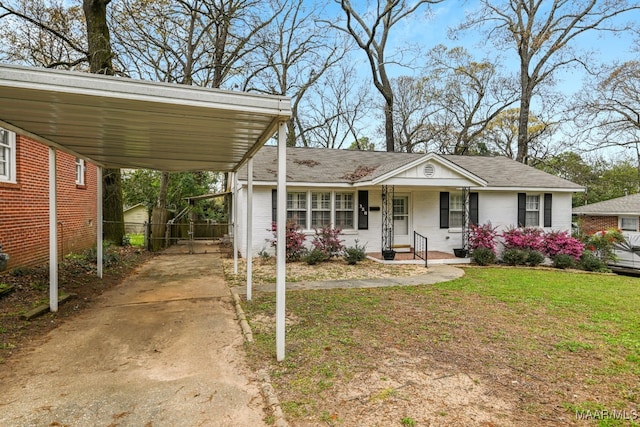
0 244 267 427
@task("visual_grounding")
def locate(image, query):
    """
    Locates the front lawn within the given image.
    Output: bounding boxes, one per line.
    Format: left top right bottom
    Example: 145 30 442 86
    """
242 267 640 426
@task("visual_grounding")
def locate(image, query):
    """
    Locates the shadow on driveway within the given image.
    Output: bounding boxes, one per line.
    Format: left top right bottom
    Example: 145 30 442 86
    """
0 243 267 427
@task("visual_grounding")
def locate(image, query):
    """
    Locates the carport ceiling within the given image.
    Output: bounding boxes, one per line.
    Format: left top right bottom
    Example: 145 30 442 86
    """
0 64 291 172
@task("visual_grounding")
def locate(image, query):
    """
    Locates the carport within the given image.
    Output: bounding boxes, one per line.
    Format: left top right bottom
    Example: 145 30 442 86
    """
0 64 291 360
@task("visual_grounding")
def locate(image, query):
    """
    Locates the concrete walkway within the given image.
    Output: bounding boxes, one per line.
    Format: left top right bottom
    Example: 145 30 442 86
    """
0 246 268 427
233 264 465 294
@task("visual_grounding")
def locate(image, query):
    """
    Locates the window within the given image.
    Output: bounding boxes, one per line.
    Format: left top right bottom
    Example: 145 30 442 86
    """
525 195 539 226
449 193 463 228
0 128 16 183
335 192 354 229
75 158 86 185
287 192 307 228
620 216 638 232
279 191 356 230
311 192 331 228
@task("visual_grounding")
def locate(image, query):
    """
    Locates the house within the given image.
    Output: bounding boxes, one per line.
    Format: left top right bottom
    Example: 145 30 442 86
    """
123 203 148 234
573 193 640 235
0 128 97 270
234 146 584 258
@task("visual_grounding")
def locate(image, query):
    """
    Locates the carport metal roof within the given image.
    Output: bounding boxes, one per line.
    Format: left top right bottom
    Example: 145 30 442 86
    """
0 63 291 361
0 64 291 172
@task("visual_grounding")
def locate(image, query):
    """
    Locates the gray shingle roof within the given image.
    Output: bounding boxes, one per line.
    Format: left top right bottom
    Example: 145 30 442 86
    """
239 146 583 189
573 193 640 215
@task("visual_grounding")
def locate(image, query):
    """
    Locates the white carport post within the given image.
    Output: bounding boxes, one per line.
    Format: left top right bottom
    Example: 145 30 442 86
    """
232 172 238 275
276 121 287 361
48 147 58 312
97 167 103 279
246 158 254 301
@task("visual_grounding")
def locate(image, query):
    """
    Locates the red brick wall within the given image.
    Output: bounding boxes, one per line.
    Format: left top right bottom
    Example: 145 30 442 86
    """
0 134 97 269
578 215 620 235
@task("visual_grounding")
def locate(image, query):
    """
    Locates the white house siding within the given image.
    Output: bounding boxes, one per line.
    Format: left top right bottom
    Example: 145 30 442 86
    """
236 185 575 258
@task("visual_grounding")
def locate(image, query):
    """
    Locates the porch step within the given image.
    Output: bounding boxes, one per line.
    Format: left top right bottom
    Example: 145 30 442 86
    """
391 244 413 253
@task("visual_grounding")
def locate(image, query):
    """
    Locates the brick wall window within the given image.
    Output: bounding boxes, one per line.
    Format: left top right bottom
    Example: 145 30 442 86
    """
75 158 86 186
0 128 16 183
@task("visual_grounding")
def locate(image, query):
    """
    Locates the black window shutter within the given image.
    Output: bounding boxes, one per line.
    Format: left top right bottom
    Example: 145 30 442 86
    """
469 192 479 226
358 190 369 230
440 192 450 229
271 189 277 223
544 193 552 227
517 193 526 227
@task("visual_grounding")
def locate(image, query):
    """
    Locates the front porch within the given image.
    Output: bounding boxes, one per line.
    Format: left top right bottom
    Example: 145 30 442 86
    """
367 250 471 266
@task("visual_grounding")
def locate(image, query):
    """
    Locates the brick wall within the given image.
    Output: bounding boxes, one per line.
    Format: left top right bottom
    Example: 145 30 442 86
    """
0 134 97 269
578 215 619 235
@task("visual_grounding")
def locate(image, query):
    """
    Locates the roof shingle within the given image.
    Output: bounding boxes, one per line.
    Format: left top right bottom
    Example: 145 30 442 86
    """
239 146 583 190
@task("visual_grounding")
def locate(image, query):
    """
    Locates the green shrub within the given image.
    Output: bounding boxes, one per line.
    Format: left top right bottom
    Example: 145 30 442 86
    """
501 248 528 266
343 240 367 265
552 253 575 269
525 250 545 267
471 247 496 266
304 248 329 265
579 250 610 272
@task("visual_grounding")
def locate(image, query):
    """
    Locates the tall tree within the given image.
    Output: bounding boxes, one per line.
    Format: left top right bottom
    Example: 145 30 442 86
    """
0 0 126 244
83 0 125 244
244 0 348 146
574 60 640 179
389 75 439 153
294 61 373 148
425 45 518 155
460 0 639 163
329 0 443 152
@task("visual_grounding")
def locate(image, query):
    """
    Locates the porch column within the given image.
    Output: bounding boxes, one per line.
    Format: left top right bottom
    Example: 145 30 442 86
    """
246 157 254 301
276 120 287 362
232 172 238 275
49 147 58 312
97 166 103 279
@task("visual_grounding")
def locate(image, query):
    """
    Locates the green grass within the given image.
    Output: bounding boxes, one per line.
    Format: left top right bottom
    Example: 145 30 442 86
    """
242 267 640 424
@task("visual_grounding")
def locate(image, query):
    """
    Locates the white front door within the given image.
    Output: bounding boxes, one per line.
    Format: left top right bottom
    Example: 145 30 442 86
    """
393 195 410 248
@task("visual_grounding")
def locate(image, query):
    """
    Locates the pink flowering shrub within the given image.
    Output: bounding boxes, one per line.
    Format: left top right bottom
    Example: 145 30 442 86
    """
311 225 345 258
469 223 499 253
542 230 584 260
270 220 307 261
501 227 544 251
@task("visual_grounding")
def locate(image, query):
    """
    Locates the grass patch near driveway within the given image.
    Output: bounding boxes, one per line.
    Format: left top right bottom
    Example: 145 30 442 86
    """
242 267 640 426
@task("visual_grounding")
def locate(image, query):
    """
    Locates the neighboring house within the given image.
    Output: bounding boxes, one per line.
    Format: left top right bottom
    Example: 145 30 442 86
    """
0 128 97 270
123 203 149 234
235 146 583 257
573 193 640 235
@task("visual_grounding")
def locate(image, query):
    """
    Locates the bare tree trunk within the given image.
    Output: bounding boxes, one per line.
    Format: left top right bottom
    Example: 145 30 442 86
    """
83 0 125 244
516 83 531 164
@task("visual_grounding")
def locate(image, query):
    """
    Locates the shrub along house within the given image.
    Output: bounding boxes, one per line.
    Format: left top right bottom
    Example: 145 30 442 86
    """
0 128 97 270
234 146 584 260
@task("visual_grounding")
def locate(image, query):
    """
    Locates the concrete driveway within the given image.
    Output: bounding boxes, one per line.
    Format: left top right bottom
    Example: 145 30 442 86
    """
0 242 267 427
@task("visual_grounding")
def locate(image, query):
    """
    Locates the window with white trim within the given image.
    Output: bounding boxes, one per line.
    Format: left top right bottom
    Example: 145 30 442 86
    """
284 191 355 230
75 158 86 185
620 216 638 232
449 193 463 228
335 192 354 229
0 128 16 183
311 192 331 228
287 192 307 228
525 195 540 226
